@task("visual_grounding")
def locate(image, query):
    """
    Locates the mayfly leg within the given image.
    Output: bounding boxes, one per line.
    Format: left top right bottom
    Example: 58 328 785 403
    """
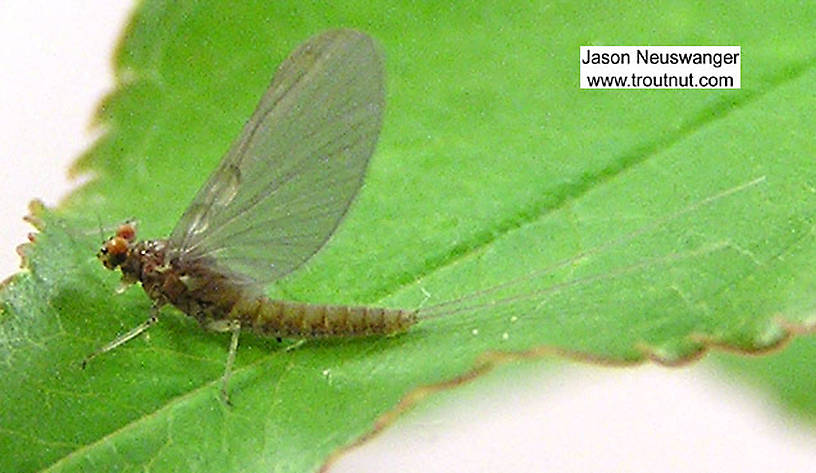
81 303 161 369
285 339 306 352
220 320 241 406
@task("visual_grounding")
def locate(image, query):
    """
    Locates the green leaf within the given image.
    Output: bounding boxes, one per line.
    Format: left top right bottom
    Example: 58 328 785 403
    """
713 336 816 423
2 1 815 472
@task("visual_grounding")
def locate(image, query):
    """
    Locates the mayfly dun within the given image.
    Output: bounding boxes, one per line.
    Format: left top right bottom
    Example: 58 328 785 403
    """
85 28 766 404
85 29 415 403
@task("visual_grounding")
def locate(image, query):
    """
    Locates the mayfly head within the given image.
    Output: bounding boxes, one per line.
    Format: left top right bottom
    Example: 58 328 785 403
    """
97 222 137 270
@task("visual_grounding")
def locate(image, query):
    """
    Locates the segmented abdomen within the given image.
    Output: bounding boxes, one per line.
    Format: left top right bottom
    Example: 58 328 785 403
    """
230 297 418 338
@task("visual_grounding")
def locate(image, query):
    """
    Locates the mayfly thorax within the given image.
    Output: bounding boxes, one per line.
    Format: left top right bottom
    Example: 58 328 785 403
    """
86 29 416 403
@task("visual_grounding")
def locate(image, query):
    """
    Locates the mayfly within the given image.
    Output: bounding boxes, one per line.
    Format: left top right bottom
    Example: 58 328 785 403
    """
86 29 415 403
85 28 766 404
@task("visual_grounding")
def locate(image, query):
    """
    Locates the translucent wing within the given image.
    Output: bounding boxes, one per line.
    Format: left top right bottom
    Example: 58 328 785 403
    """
168 29 385 286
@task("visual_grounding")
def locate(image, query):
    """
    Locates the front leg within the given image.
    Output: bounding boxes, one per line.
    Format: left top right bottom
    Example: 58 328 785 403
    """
82 302 162 368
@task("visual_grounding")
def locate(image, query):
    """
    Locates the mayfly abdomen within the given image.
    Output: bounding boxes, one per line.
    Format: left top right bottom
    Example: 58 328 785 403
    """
231 297 418 338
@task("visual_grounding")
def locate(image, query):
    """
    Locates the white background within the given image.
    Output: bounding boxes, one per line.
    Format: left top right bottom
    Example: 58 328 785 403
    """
1 2 814 471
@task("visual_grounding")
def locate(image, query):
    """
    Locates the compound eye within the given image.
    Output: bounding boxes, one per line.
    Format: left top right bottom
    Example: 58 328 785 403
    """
116 222 136 241
105 236 129 256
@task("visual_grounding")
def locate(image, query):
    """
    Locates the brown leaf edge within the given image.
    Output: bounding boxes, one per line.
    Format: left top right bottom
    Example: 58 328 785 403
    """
0 200 46 293
4 201 816 473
